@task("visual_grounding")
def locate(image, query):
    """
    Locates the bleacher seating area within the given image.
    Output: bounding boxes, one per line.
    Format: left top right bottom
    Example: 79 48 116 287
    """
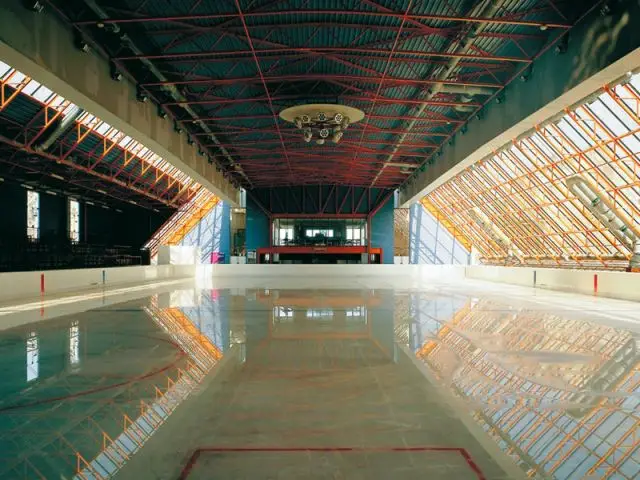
0 235 149 272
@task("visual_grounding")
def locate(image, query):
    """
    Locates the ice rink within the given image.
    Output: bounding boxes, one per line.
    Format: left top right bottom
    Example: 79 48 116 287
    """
0 274 638 479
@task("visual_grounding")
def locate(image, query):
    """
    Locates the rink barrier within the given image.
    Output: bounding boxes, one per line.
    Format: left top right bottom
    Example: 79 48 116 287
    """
465 265 639 302
0 265 197 303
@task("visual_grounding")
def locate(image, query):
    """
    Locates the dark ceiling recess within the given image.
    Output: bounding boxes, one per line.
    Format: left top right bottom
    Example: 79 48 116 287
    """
26 0 597 193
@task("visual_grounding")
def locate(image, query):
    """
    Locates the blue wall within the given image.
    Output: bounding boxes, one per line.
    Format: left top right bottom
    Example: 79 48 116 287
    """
246 196 270 252
179 201 230 263
370 197 394 264
409 203 469 265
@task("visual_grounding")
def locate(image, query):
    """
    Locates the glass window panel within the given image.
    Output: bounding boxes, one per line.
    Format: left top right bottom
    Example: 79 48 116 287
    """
0 61 11 78
27 190 39 240
69 199 80 242
31 85 54 102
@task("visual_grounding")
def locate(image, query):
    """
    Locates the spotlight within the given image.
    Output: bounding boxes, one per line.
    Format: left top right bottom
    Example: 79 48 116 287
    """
75 38 90 53
332 130 343 144
519 65 533 82
301 114 310 123
319 128 330 139
294 116 303 129
334 113 344 123
136 86 148 103
27 1 45 13
317 112 327 122
110 64 123 82
303 128 312 143
539 24 548 31
316 138 325 145
554 35 568 54
157 106 168 119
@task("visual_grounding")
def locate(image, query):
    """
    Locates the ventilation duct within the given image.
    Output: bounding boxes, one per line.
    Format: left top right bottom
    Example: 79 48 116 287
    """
376 0 508 185
34 105 84 152
468 207 522 264
565 175 640 268
438 85 496 96
81 0 248 187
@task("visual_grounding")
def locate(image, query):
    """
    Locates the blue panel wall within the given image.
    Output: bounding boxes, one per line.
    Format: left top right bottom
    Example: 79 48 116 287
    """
246 196 270 251
370 197 394 264
179 201 230 263
409 203 469 265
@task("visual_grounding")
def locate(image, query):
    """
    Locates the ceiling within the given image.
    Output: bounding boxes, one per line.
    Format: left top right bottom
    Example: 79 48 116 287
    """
5 0 599 197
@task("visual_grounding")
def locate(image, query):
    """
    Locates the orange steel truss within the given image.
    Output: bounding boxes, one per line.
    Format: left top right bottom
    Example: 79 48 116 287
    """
0 61 200 206
144 188 220 258
423 72 640 270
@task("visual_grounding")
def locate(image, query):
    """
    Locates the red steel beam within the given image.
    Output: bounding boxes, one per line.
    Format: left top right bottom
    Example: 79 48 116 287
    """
187 113 463 124
141 74 502 89
0 134 177 206
162 94 481 107
196 127 447 138
115 46 530 64
208 139 437 148
75 10 571 29
233 0 293 183
145 23 546 42
160 53 519 71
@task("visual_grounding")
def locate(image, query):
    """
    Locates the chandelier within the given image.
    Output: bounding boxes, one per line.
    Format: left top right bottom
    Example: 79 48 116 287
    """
279 103 365 145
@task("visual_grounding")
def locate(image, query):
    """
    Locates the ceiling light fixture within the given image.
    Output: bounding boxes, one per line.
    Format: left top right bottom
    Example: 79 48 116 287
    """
280 104 364 145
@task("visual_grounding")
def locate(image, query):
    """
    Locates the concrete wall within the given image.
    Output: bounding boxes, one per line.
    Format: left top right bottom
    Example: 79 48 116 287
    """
466 265 640 302
370 197 394 264
0 265 195 303
246 196 270 253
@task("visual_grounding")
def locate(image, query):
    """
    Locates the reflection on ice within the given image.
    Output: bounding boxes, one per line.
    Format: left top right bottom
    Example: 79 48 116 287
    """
406 294 640 479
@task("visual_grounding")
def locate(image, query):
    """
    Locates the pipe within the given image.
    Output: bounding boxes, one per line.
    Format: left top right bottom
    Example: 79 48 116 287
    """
631 240 640 269
438 85 496 96
34 105 84 151
373 0 507 185
81 0 249 187
566 176 639 241
468 207 522 262
566 175 640 269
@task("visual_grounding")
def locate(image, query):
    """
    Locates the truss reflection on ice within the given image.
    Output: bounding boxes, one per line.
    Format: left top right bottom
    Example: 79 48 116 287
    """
405 294 640 479
74 292 226 479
